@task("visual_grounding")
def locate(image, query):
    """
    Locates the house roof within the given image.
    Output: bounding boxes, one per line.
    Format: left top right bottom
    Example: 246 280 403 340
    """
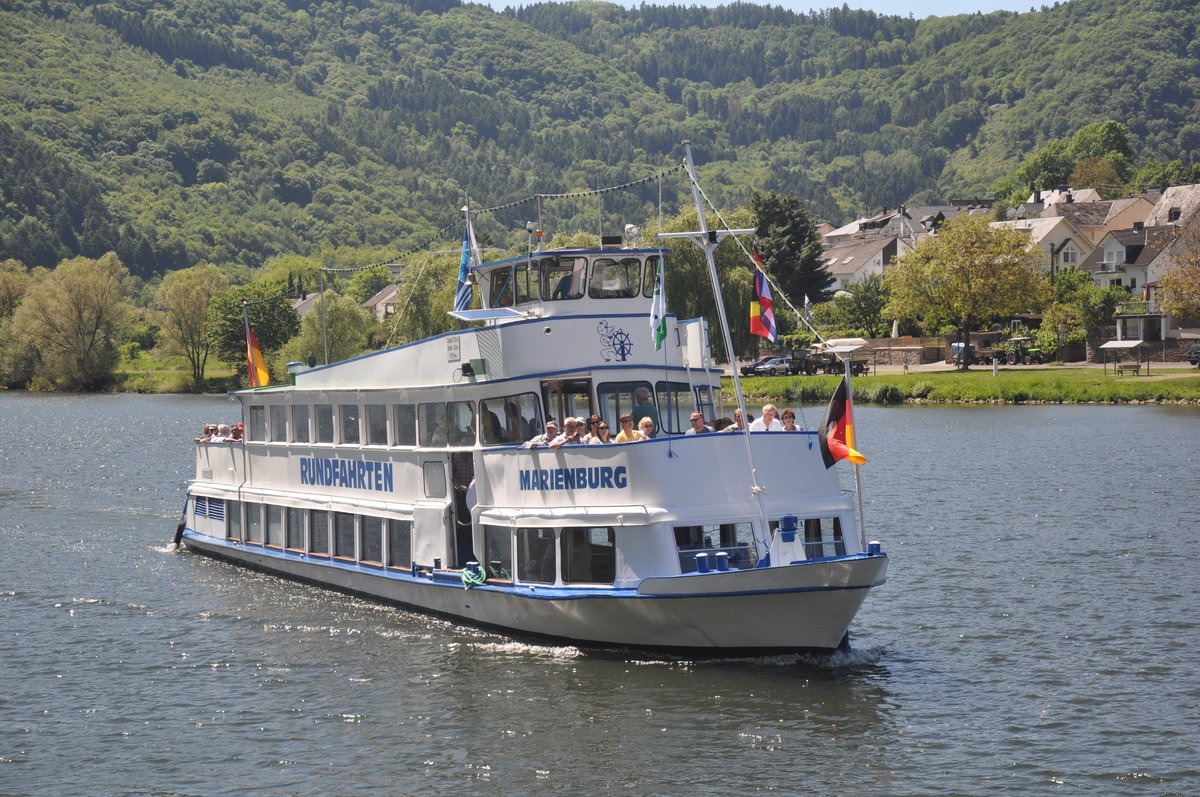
821 236 896 277
1145 183 1200 226
990 216 1075 244
363 283 400 309
1078 226 1176 270
1041 196 1151 227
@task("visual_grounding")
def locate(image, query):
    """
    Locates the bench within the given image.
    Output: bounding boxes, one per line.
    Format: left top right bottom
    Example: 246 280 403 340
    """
1116 363 1141 376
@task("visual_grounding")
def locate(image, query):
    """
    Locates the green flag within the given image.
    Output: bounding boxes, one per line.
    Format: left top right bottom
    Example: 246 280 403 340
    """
650 257 666 350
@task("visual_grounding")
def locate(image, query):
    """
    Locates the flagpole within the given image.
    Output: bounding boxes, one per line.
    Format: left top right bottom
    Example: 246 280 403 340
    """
844 356 867 551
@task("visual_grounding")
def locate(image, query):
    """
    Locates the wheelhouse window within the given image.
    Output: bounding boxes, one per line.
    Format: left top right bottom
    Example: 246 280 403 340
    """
543 256 586 300
248 406 266 442
393 404 417 447
516 528 556 584
361 516 383 564
488 265 515 307
339 404 361 445
269 405 287 442
562 527 616 584
674 522 760 573
804 517 847 559
588 257 641 299
387 519 412 569
655 381 692 436
291 405 310 443
308 510 329 556
365 404 388 446
514 258 539 303
315 404 334 443
483 525 513 581
333 512 356 559
641 255 662 297
286 507 305 550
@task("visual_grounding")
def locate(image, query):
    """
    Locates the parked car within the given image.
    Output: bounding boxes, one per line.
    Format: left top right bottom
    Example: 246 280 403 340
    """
740 355 774 376
754 357 793 376
1187 344 1200 366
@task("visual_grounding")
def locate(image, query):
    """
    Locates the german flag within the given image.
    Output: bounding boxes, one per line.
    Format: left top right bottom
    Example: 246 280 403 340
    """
245 322 269 388
818 376 866 468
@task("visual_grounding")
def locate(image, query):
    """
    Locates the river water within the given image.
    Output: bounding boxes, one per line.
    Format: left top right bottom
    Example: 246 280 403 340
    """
1 392 1196 796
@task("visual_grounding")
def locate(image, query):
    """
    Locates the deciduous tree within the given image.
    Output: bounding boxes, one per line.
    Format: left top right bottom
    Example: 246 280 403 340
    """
208 283 299 384
278 292 376 367
154 264 230 386
11 253 134 389
885 215 1048 369
1159 222 1200 325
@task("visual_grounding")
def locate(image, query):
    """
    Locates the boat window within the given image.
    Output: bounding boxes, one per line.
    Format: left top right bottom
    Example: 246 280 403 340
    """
291 405 311 443
674 522 760 573
803 517 847 559
589 257 641 299
642 254 662 297
264 504 283 548
516 527 556 584
387 519 412 569
315 404 334 444
308 510 329 556
483 525 512 581
655 381 692 436
393 404 416 447
226 500 242 541
247 503 264 545
596 380 653 433
286 507 306 550
480 392 542 446
339 404 361 445
562 527 616 584
422 461 447 498
248 405 266 442
333 512 355 559
365 404 388 446
514 258 539 303
541 379 591 426
543 256 586 300
419 401 475 447
488 265 514 308
269 406 287 442
361 516 383 564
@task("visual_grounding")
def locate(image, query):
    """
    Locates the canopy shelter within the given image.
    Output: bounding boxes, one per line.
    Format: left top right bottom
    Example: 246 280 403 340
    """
1099 339 1148 376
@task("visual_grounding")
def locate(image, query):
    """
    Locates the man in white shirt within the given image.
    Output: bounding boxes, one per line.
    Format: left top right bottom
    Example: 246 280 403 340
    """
749 404 783 431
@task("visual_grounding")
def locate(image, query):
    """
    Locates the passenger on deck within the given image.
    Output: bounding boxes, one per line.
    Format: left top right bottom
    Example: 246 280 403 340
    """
525 420 559 448
750 404 784 431
712 417 733 432
615 413 645 442
589 421 613 444
637 417 655 439
549 417 584 448
208 424 231 443
581 414 603 443
722 408 747 432
194 424 218 442
685 412 712 435
630 387 660 438
228 423 244 442
781 409 803 431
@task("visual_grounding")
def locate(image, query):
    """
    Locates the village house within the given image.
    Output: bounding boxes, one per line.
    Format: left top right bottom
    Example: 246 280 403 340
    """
989 215 1094 274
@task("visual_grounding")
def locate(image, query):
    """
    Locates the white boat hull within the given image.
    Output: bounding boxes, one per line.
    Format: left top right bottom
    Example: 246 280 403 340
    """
182 529 887 654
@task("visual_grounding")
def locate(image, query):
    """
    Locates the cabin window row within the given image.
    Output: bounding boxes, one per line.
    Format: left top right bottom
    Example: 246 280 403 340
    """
245 392 543 448
483 525 616 586
220 499 414 570
487 255 662 308
673 517 846 573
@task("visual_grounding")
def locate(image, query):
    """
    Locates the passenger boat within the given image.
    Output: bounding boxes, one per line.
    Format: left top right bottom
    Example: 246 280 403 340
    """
177 145 887 655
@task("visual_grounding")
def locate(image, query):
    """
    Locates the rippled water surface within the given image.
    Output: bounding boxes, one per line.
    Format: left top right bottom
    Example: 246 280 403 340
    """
1 393 1197 795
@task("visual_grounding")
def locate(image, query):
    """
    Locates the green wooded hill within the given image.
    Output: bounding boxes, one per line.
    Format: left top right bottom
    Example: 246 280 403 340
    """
2 0 1198 276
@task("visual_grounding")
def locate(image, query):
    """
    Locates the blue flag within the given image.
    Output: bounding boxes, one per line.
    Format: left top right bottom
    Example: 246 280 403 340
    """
454 227 472 312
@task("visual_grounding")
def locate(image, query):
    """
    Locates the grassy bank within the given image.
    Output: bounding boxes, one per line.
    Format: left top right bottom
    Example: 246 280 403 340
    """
114 353 238 393
732 368 1200 405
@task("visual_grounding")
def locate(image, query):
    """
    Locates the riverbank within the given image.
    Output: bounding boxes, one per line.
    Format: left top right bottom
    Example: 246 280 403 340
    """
729 363 1200 405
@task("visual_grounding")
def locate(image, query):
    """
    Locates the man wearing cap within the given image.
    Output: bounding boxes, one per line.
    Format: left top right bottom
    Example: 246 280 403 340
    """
524 420 559 448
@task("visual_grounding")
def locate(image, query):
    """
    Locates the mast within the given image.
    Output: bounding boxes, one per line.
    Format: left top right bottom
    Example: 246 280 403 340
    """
658 141 772 543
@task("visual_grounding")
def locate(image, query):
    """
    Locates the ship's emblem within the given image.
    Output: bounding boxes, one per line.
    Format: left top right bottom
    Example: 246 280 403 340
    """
597 321 633 362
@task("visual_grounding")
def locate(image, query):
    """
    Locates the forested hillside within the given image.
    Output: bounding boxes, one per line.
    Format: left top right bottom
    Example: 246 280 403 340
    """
1 0 1199 276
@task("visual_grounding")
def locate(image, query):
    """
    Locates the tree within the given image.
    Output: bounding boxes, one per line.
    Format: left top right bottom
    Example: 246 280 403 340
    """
1159 222 1200 325
1016 139 1073 193
838 273 889 338
0 259 31 319
278 292 376 367
0 259 36 388
208 283 299 384
1034 267 1127 361
345 264 395 304
885 215 1048 369
11 253 134 389
154 264 230 386
750 191 832 305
